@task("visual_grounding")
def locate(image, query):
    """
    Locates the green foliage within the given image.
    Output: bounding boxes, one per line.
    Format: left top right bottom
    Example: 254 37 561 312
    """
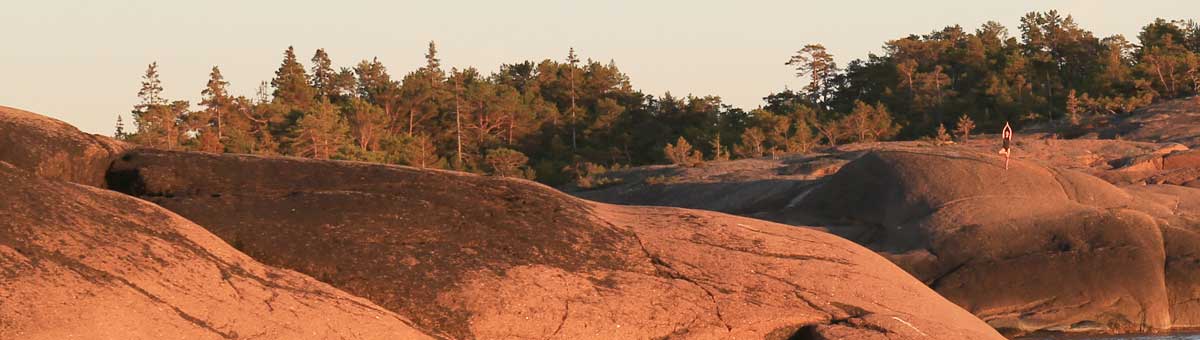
934 124 953 145
956 114 976 141
573 162 622 189
643 174 676 186
734 127 767 158
663 136 704 167
122 14 1200 184
272 46 316 110
113 115 127 140
485 148 534 179
287 99 349 159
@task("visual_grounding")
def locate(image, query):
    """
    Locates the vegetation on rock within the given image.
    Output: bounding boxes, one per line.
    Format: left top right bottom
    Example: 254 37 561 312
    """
118 13 1200 184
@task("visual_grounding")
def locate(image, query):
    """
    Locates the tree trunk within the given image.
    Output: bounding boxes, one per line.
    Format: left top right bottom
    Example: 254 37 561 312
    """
455 81 463 166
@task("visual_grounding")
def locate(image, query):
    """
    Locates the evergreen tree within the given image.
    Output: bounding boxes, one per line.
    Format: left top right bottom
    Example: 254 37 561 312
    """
272 46 316 109
113 115 127 140
114 14 1200 184
934 123 952 145
425 41 442 78
288 98 348 159
354 58 401 131
956 113 976 141
663 136 703 167
1065 89 1081 125
485 148 532 178
346 97 387 151
199 66 232 151
566 47 580 151
136 62 165 109
310 48 337 99
129 62 183 150
786 119 817 153
452 67 465 168
407 133 445 169
786 44 838 106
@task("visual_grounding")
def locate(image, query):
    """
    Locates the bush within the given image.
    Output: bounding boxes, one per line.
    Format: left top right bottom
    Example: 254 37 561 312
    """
643 175 676 185
573 162 623 189
934 124 953 145
956 114 975 142
663 136 704 167
485 148 534 179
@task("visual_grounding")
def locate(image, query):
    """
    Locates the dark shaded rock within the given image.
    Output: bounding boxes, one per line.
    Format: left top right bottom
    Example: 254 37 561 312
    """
1098 96 1200 147
0 105 129 186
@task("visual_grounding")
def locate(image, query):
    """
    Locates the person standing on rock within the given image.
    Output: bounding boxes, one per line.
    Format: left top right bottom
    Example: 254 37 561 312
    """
999 122 1013 169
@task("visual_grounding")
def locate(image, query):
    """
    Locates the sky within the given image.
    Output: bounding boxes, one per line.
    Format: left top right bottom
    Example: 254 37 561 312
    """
1 0 1196 135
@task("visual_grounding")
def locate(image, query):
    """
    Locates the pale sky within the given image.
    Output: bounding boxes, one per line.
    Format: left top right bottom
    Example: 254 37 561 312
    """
2 0 1195 135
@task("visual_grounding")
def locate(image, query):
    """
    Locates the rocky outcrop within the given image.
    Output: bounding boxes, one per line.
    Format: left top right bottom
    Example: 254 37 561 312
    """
1098 96 1200 147
0 162 433 340
1100 148 1200 187
1122 184 1200 329
105 148 1004 340
561 98 1200 337
571 154 851 225
0 105 129 186
794 148 1200 336
571 138 1200 336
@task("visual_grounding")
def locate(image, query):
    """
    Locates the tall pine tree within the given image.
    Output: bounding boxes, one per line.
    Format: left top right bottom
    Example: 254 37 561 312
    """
198 66 232 152
311 48 336 100
272 46 316 110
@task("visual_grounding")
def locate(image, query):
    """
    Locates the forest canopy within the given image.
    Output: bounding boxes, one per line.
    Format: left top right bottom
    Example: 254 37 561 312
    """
117 12 1200 185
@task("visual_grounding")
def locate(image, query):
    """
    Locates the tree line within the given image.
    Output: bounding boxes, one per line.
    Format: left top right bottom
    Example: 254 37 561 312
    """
117 12 1200 185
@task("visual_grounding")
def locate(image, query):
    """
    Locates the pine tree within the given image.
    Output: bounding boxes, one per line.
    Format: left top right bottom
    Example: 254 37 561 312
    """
956 114 976 141
566 47 580 151
452 67 464 168
271 46 315 109
785 44 837 105
663 136 703 167
425 41 441 80
114 115 127 140
136 62 165 109
347 98 387 151
734 127 767 158
1066 89 1081 125
288 98 348 159
401 42 444 137
311 48 336 99
407 133 445 169
485 148 532 178
786 119 818 153
255 81 272 104
333 67 357 99
934 123 952 145
130 62 181 149
199 66 231 150
710 132 728 161
815 119 844 146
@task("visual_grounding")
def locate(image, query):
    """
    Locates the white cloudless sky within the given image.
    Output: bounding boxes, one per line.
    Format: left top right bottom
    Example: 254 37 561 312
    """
1 0 1195 135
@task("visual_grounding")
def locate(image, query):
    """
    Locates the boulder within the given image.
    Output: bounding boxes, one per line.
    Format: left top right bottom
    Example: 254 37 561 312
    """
0 105 129 186
0 162 433 340
1164 150 1200 170
1124 184 1200 328
795 148 1191 335
106 148 1005 340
